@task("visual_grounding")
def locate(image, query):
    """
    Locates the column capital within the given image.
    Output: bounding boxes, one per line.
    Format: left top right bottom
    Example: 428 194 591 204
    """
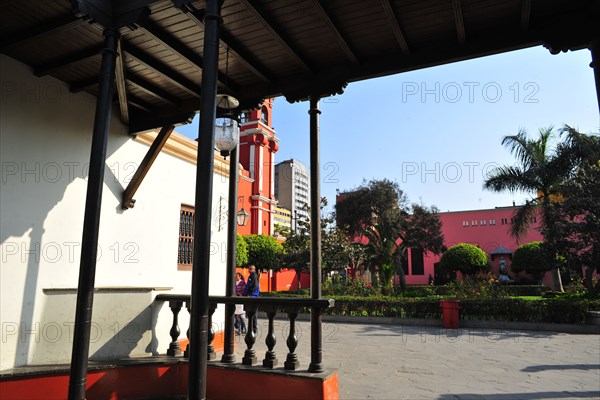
72 0 151 31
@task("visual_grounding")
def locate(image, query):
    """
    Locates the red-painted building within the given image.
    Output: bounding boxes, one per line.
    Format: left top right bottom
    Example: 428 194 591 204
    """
339 200 548 285
237 99 279 236
413 206 544 285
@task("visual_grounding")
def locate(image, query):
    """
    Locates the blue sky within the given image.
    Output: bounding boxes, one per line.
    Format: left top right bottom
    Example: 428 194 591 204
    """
177 46 599 213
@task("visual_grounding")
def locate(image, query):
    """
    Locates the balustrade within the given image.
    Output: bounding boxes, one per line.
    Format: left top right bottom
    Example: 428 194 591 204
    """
156 295 334 371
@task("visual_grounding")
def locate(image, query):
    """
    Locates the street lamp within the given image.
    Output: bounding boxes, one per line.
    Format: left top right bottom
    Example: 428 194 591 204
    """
214 94 240 158
294 210 298 234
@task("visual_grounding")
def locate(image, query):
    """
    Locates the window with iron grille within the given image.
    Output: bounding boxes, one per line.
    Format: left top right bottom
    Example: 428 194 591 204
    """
178 205 195 270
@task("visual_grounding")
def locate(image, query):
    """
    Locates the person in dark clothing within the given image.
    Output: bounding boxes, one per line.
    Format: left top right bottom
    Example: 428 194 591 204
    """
243 265 260 333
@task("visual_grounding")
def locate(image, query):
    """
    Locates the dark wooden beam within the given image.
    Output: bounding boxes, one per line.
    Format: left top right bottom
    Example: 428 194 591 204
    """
122 125 175 209
129 111 195 135
178 5 275 83
0 14 85 52
124 42 202 98
136 15 235 92
380 0 410 55
70 76 99 93
452 0 466 46
123 11 593 125
521 0 532 31
128 94 266 134
127 74 180 106
239 0 313 73
33 45 103 77
115 40 129 125
310 0 358 64
242 13 593 102
127 94 155 113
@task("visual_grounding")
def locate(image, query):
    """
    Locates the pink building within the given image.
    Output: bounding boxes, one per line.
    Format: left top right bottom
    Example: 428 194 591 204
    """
403 205 544 285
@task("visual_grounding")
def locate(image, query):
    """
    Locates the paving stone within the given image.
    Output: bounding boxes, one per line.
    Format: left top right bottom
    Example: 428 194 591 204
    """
233 320 599 399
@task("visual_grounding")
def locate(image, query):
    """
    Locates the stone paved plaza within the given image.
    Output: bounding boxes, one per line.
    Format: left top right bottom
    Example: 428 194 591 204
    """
234 320 600 400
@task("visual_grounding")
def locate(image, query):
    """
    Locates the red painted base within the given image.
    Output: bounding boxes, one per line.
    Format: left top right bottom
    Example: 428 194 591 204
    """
0 362 339 400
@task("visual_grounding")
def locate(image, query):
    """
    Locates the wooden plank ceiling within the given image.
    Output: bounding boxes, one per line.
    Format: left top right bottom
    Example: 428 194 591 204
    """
1 0 597 134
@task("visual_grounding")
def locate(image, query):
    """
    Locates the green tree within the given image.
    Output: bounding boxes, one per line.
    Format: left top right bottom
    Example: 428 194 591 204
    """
439 243 489 275
280 198 363 289
483 126 597 292
280 223 310 289
243 234 283 270
554 161 600 293
511 241 546 282
236 233 249 267
336 179 444 289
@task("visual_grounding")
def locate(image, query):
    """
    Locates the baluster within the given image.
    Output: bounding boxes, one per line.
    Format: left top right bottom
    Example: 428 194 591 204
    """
242 304 258 365
221 302 236 363
262 305 278 368
284 306 300 370
184 301 191 358
186 240 191 264
207 302 217 360
166 300 183 356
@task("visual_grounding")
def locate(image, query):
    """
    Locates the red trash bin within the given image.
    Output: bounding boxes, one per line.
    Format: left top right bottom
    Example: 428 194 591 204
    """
440 299 460 329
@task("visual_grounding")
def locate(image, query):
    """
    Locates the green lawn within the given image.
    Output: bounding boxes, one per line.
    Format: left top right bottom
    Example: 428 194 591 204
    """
513 295 544 301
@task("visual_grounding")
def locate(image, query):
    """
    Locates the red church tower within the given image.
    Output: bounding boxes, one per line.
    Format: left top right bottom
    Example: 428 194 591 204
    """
237 99 279 235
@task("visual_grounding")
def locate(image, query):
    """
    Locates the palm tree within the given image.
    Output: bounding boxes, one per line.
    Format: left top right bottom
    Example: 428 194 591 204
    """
483 126 580 292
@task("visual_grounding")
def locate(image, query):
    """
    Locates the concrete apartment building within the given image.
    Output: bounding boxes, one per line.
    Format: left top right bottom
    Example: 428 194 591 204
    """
274 159 310 232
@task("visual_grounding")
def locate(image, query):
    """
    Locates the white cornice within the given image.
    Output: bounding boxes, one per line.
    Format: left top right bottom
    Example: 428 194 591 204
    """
134 130 238 179
250 194 278 204
240 126 276 138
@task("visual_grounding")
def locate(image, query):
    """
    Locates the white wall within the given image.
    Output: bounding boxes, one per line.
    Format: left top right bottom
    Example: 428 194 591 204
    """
0 55 229 370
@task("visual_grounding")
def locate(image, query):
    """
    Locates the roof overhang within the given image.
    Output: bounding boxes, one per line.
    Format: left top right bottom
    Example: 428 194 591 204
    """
2 0 598 134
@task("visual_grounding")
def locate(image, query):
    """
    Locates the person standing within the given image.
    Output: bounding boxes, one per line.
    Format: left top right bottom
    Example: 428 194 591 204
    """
234 273 247 335
243 265 260 333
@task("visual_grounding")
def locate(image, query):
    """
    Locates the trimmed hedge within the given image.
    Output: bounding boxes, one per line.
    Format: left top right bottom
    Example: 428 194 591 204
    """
328 297 600 324
335 297 600 324
270 285 548 298
395 285 547 298
263 292 600 324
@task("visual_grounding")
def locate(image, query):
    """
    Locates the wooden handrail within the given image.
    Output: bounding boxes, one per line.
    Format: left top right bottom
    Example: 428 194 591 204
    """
155 294 334 309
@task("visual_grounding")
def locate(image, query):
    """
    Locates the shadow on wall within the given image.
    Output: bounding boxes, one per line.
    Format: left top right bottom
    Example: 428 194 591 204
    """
91 303 160 360
1 53 133 368
30 290 163 365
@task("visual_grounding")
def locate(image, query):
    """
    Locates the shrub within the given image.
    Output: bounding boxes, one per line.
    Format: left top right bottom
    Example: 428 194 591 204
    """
323 278 378 297
439 243 490 275
511 241 547 280
319 296 600 324
446 272 506 299
242 234 283 270
236 234 248 267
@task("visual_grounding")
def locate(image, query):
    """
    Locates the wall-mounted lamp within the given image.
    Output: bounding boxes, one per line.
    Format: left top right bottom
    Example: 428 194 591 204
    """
236 207 250 227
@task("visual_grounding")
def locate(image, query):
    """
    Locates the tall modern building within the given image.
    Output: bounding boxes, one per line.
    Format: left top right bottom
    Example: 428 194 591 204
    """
274 159 310 232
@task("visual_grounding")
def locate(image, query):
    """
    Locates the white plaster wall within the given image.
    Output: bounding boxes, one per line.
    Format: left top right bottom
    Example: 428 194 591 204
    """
0 55 228 370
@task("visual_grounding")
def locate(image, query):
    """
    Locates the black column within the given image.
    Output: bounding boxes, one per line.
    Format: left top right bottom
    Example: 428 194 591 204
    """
590 40 600 116
68 28 119 400
308 96 324 373
189 0 223 399
221 144 239 363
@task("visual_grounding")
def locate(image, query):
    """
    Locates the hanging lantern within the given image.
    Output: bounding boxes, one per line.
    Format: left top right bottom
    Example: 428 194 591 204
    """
214 94 240 158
